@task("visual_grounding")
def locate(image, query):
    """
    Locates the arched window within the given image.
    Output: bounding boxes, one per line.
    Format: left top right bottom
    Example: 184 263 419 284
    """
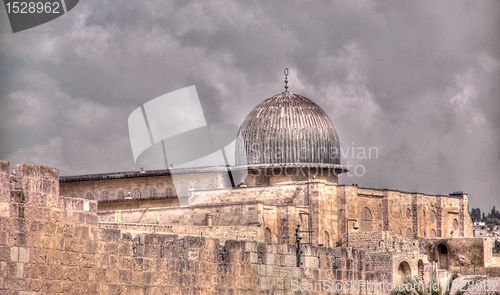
100 191 109 201
324 231 330 247
431 229 437 238
264 227 272 243
131 189 141 199
430 210 437 224
149 188 157 198
406 208 412 219
360 207 373 232
453 219 459 231
86 192 94 200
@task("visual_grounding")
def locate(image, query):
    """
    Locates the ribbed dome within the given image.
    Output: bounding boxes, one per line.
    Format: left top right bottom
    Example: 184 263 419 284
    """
236 91 342 168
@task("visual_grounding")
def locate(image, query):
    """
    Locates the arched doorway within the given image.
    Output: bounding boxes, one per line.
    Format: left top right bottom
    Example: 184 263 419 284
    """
398 261 412 281
418 260 424 280
437 244 449 270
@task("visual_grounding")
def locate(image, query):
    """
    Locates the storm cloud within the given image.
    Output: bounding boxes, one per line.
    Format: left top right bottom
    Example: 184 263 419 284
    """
0 0 499 210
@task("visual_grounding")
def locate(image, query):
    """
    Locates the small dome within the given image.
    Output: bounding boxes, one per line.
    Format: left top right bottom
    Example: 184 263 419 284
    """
236 91 344 170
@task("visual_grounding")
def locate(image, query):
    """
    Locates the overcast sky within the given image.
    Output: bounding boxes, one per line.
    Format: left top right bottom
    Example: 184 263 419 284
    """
0 0 499 211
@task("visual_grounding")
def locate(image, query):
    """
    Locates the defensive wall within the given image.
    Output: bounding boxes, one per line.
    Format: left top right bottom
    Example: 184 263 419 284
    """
1 162 397 295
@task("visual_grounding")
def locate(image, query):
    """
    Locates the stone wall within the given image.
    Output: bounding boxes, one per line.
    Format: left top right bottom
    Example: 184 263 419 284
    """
99 222 260 242
0 161 100 294
98 198 179 211
98 200 313 245
94 181 473 251
99 201 261 227
60 174 176 201
484 238 500 268
190 183 308 206
190 183 473 247
421 238 486 275
339 186 472 240
91 231 393 295
316 184 338 247
61 169 474 245
1 162 395 295
60 170 232 203
348 232 428 285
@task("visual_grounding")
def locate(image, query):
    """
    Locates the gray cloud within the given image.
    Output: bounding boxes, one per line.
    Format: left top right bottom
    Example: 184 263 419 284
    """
0 0 498 210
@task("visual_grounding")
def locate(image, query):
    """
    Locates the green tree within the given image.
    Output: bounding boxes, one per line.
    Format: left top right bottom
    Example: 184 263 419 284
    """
470 208 481 222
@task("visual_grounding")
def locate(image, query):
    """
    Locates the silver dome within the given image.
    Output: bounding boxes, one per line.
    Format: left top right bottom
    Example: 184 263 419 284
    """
236 91 343 170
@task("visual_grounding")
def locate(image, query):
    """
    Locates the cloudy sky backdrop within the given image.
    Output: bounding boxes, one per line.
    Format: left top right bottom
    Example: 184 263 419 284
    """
0 0 499 210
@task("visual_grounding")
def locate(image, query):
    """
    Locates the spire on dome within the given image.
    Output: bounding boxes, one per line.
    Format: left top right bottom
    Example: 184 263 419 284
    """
284 68 289 91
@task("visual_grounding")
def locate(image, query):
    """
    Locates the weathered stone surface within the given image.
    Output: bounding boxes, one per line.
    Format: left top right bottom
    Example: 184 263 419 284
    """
18 247 29 263
0 162 497 295
9 247 17 262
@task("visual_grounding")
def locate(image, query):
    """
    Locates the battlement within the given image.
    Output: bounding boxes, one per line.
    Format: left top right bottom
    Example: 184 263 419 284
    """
0 162 60 210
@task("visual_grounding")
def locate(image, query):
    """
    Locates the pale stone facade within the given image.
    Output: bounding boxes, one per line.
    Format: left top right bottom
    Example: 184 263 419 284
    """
1 162 498 295
0 162 398 294
60 171 473 245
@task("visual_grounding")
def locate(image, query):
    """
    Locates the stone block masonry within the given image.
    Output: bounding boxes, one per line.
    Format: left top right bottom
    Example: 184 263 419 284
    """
0 161 99 294
0 162 392 294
